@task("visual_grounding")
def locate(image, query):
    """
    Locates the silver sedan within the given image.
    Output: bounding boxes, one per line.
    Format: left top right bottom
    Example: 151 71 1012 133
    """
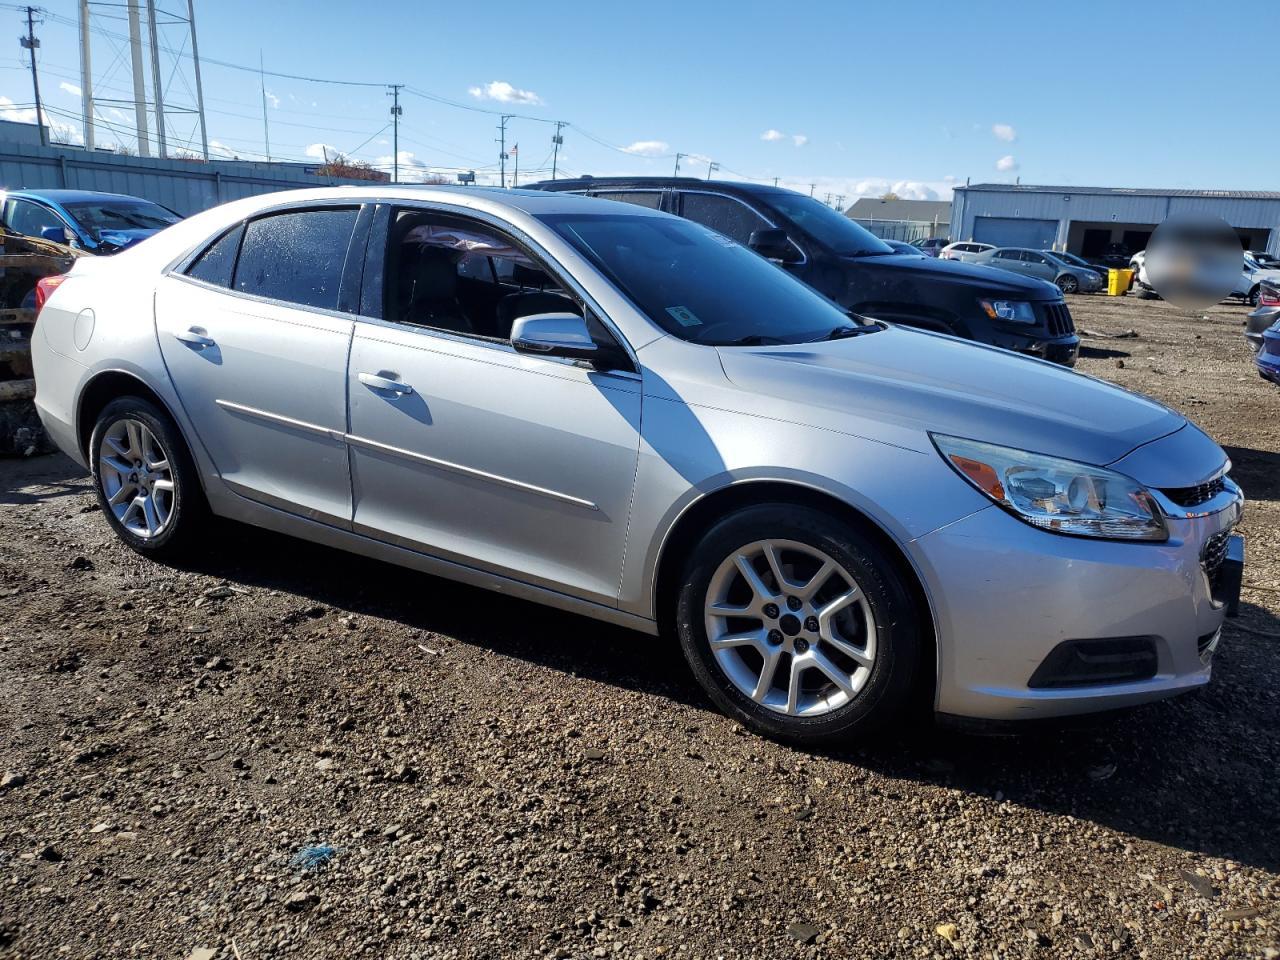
31 186 1244 744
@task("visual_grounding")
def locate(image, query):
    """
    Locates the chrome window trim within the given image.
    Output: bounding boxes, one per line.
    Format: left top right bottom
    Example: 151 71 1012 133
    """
676 188 809 266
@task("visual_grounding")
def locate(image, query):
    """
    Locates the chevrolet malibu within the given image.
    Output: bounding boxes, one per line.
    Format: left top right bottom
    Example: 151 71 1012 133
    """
31 187 1245 744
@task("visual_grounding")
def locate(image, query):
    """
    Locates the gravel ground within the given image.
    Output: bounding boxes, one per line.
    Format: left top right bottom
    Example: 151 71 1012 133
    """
0 294 1277 960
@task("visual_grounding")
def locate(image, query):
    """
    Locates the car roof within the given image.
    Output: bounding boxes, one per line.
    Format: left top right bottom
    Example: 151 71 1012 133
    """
1 188 153 203
524 176 796 196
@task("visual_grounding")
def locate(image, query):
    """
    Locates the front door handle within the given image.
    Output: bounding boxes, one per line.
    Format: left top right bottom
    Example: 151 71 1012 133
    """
175 328 215 348
358 371 414 395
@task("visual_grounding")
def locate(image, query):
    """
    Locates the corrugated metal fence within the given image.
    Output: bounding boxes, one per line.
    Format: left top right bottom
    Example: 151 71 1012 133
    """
0 142 379 216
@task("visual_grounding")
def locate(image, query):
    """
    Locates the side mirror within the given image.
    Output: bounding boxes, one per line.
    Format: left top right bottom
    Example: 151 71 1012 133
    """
41 225 72 244
511 312 599 363
748 228 800 263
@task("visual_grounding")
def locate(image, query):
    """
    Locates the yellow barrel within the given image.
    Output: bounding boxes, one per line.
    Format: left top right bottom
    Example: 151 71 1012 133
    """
1107 268 1134 296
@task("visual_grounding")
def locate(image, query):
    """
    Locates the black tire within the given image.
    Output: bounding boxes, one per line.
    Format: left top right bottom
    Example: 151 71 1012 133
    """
1132 283 1156 300
1057 274 1079 295
89 395 207 561
674 504 921 745
1247 285 1260 307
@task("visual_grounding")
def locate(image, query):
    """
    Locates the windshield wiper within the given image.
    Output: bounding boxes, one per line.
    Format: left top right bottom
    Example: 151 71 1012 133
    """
818 324 880 341
845 249 894 258
719 334 788 346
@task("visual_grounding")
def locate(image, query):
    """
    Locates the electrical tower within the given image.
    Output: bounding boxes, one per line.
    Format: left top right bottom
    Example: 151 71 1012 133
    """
78 0 209 158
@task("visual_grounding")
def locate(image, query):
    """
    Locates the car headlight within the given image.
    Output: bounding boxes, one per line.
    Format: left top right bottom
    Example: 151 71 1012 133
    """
978 299 1037 324
932 434 1168 541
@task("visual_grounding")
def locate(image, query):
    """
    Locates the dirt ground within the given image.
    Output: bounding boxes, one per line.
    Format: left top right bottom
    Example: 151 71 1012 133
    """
0 294 1277 960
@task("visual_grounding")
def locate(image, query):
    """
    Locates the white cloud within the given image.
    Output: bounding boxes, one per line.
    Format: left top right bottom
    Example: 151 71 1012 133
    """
993 123 1016 142
468 81 542 105
305 142 337 160
995 154 1018 172
58 81 81 98
265 91 280 109
0 95 81 145
792 134 808 147
760 129 785 142
621 140 669 157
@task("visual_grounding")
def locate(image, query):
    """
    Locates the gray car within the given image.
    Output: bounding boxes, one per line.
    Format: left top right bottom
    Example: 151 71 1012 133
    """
30 186 1245 744
977 247 1106 294
1246 278 1279 352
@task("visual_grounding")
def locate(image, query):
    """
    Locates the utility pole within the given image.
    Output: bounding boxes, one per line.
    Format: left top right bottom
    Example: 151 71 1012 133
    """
78 0 93 149
126 0 150 155
186 0 208 159
388 84 402 183
512 143 518 187
497 115 510 188
808 184 816 197
145 0 165 157
706 159 719 179
834 194 845 211
772 177 779 187
20 6 46 146
550 121 565 180
258 50 270 160
673 152 686 177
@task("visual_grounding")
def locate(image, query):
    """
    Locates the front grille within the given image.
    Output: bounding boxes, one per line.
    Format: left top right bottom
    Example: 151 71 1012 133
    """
1162 476 1227 508
1202 531 1231 593
1042 301 1076 337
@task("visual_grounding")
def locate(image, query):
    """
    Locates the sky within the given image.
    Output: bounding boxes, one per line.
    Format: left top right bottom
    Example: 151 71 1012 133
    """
0 0 1274 204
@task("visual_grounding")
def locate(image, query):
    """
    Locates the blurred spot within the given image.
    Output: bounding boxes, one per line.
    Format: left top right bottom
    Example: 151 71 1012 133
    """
1146 214 1240 310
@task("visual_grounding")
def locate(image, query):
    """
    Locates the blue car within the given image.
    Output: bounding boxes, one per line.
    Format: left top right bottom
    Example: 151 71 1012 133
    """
0 188 181 254
1257 318 1280 384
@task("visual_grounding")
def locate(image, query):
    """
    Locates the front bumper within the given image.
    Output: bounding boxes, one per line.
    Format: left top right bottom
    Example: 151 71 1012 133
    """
911 480 1244 721
1017 334 1080 367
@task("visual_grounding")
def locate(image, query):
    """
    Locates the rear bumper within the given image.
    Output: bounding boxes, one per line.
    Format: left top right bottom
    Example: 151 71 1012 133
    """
1245 306 1279 351
910 482 1244 721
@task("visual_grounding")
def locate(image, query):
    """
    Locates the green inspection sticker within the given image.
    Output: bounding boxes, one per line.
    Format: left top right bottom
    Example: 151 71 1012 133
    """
665 305 702 327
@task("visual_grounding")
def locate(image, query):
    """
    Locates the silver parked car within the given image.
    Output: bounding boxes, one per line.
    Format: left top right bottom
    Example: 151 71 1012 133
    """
975 247 1106 294
31 186 1245 744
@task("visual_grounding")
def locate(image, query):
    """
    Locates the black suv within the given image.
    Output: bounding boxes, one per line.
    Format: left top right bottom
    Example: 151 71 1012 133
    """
527 178 1079 365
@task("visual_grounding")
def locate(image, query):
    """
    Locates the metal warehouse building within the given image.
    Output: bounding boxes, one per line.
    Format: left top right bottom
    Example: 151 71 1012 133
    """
949 183 1280 258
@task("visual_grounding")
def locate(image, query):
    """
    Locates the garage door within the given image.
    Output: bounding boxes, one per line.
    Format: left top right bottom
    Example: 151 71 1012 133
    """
972 217 1058 249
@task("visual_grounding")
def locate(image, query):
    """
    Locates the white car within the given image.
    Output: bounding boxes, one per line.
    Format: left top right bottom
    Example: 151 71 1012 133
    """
939 241 995 263
1131 249 1280 305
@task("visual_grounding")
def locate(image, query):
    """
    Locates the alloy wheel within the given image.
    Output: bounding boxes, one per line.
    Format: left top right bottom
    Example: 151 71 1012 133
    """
98 418 175 539
1059 275 1079 294
703 539 876 717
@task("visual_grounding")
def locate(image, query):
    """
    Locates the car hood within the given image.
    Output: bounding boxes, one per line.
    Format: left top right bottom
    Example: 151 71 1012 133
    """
859 252 1060 298
715 327 1187 472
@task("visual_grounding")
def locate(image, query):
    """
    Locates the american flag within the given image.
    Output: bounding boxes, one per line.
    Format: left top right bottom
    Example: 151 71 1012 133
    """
510 144 518 156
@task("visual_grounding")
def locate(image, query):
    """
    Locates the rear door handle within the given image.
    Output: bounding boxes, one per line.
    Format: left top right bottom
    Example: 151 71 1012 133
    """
175 328 215 348
358 372 414 395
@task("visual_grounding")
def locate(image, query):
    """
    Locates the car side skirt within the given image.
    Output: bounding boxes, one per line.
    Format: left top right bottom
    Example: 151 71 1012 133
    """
204 483 661 637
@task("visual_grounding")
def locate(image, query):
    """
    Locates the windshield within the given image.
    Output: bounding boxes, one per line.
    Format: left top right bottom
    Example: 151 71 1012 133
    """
759 192 893 257
1058 252 1091 268
540 212 865 346
64 199 181 233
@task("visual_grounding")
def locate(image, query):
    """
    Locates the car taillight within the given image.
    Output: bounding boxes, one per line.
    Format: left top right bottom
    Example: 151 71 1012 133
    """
34 274 67 318
1260 285 1280 307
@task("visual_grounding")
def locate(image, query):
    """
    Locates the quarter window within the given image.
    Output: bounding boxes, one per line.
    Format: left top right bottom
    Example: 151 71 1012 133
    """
233 207 359 311
679 193 770 246
593 191 663 210
185 224 243 288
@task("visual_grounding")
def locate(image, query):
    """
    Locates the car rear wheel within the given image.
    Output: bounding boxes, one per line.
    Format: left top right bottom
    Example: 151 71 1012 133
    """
675 504 920 744
90 396 206 560
1247 285 1260 307
1057 274 1080 295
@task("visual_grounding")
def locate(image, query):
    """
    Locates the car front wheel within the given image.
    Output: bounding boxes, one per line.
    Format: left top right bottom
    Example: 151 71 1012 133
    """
1057 274 1080 295
675 504 921 744
89 396 206 560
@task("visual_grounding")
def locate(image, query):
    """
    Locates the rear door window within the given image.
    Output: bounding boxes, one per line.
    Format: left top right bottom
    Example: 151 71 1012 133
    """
233 207 360 311
678 192 770 245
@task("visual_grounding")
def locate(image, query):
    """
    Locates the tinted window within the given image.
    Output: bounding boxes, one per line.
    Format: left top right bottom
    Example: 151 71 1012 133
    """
185 225 242 288
594 191 663 210
761 191 892 257
6 199 65 238
234 208 358 311
995 249 1020 260
1023 251 1049 264
679 193 770 245
541 212 869 346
